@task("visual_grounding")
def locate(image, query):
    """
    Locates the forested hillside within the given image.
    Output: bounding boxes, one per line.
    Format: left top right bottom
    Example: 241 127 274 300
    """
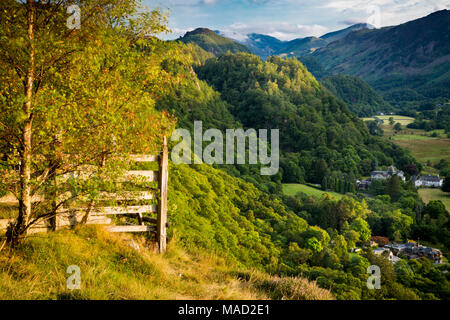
166 164 450 300
321 74 393 117
195 52 418 185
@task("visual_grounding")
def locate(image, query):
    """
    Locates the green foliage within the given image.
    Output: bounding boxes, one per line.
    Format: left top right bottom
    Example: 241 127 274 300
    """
196 52 416 184
443 176 450 193
0 0 177 241
321 74 393 117
350 218 371 243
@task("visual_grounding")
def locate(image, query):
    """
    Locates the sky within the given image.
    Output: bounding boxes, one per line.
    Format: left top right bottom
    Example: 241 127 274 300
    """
144 0 450 41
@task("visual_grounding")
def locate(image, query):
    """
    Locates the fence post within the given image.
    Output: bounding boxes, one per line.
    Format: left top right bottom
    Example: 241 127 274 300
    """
157 136 168 253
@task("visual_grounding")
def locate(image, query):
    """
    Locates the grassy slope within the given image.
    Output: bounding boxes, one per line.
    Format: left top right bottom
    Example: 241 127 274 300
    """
362 115 450 164
282 184 343 199
390 135 450 163
0 226 333 300
419 188 450 210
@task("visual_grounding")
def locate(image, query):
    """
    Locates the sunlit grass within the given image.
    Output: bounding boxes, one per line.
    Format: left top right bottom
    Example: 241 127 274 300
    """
282 184 343 199
0 226 333 300
419 188 450 210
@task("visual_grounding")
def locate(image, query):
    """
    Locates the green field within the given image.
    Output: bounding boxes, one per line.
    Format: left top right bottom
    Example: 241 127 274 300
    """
362 115 415 126
282 184 343 199
389 133 450 163
419 188 450 210
361 115 450 205
362 115 450 164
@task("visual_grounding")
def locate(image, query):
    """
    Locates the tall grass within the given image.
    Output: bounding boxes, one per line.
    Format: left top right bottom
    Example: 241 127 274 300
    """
0 226 333 300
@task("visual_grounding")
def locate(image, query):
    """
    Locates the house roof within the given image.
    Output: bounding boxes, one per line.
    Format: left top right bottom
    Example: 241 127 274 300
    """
420 175 441 182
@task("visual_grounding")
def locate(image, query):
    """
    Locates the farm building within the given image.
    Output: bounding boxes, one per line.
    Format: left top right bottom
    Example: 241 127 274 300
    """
412 175 444 188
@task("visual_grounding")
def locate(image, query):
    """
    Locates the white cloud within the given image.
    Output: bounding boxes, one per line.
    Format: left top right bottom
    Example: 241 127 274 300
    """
221 21 329 41
320 0 450 27
150 0 450 40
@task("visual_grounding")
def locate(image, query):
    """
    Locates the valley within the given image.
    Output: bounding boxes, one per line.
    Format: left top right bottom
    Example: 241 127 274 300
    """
1 1 449 303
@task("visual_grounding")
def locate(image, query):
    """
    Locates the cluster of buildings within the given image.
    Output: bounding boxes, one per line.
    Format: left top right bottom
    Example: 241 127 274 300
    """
384 242 443 264
371 166 406 182
369 242 444 264
352 237 445 264
356 166 406 190
356 166 443 190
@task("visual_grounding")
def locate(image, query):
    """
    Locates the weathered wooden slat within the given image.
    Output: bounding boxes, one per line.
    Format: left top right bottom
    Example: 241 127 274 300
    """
98 191 155 201
0 216 111 233
126 171 158 182
58 205 157 216
129 154 159 162
57 214 111 227
106 225 156 233
0 194 44 204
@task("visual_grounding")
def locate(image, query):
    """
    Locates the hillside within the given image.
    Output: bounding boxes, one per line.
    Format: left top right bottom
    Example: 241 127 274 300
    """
276 37 328 57
178 28 250 56
0 226 332 300
2 1 449 303
320 23 375 43
196 52 417 184
312 10 450 106
241 33 286 60
321 74 393 116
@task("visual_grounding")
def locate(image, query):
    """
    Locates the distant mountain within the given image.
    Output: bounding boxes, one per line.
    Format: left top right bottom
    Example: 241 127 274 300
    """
219 23 374 60
178 28 250 56
321 74 393 117
312 10 450 106
320 23 375 43
241 33 286 60
276 37 328 57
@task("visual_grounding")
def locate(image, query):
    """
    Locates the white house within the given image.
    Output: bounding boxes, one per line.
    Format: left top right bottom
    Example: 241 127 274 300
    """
413 175 443 188
371 166 406 182
373 248 394 262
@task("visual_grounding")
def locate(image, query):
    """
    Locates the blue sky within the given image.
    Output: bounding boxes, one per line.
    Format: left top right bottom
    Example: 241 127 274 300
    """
144 0 450 41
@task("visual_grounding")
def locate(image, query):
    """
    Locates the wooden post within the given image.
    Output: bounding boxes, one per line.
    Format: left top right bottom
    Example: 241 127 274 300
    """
157 136 168 253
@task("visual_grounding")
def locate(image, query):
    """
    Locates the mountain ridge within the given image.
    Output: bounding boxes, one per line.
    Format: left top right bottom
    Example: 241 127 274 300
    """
312 9 450 106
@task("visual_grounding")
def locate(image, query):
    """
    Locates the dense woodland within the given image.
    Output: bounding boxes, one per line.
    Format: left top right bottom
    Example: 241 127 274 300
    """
156 43 450 299
0 0 449 300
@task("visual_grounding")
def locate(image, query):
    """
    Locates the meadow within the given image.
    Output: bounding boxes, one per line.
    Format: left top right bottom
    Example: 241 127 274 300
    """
363 115 450 164
419 188 450 210
362 115 415 126
282 184 343 199
390 134 450 163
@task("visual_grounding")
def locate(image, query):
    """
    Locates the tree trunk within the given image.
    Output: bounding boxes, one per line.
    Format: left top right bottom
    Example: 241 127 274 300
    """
81 152 106 225
7 0 35 245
